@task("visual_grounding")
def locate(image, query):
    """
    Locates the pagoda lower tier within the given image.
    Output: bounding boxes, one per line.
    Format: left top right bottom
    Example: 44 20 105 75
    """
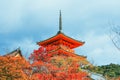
47 47 86 59
45 46 89 65
44 44 89 64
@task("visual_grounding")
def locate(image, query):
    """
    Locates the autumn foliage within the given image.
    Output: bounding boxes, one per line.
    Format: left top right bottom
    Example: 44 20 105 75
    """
0 46 91 80
0 56 30 80
29 46 91 80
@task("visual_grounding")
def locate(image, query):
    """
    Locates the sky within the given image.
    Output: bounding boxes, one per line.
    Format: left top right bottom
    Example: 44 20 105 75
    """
0 0 120 65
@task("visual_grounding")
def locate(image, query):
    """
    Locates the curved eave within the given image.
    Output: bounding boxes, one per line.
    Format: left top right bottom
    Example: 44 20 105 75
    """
4 48 23 57
37 32 85 48
47 48 87 58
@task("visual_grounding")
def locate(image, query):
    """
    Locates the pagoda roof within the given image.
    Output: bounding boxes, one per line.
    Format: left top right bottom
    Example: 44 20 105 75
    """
48 47 87 58
37 32 85 49
4 48 23 57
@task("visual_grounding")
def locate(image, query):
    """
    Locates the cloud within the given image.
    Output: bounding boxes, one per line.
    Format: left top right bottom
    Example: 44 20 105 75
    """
1 0 120 34
75 31 120 65
18 0 120 29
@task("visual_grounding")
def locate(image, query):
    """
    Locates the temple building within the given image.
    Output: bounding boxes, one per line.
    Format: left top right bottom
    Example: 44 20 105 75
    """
37 11 89 65
4 48 23 57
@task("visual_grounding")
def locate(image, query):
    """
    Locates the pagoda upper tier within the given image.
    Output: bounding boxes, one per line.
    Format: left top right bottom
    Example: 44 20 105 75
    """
37 32 84 49
37 10 84 49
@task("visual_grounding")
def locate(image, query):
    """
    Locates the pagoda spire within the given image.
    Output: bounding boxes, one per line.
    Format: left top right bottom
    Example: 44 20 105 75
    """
58 10 62 33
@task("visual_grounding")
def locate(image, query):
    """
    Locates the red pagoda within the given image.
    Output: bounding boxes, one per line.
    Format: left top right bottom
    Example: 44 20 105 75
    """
37 11 88 64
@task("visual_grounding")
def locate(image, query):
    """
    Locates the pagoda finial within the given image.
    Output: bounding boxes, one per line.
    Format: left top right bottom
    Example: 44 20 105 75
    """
59 10 62 32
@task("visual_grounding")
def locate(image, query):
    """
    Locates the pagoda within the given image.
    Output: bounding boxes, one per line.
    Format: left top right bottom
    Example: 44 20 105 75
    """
37 11 88 64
